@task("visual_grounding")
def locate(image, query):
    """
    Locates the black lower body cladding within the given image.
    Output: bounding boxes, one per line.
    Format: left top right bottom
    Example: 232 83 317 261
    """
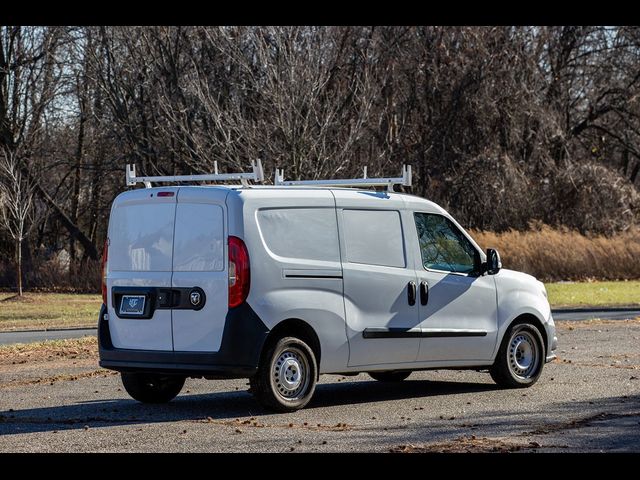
98 302 270 378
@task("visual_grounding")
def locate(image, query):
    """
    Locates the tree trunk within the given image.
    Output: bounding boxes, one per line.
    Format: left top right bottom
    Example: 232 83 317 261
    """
16 238 23 296
630 161 640 185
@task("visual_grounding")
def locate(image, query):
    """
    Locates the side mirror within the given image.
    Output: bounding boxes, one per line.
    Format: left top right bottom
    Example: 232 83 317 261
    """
485 248 502 275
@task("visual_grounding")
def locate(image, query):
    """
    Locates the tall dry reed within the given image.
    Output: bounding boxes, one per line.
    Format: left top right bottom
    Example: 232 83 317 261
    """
470 225 640 282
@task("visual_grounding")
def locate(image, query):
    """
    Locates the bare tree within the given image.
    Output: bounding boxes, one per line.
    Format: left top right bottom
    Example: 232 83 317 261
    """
0 148 36 295
2 25 640 291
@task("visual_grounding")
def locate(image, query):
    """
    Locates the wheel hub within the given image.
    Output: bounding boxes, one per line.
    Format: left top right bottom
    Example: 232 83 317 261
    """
508 332 538 378
279 357 302 390
273 350 307 398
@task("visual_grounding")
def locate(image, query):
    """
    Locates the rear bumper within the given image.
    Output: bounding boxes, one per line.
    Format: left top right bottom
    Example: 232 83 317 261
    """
98 303 269 378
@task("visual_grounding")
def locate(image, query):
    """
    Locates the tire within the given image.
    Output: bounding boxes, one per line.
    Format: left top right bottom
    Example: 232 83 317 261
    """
121 372 185 403
490 322 545 388
250 336 318 412
368 370 412 382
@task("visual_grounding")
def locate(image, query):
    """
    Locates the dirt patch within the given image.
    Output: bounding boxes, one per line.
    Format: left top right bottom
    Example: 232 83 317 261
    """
0 337 97 366
193 416 354 432
523 411 640 436
569 361 639 370
556 318 640 330
0 412 143 426
0 338 103 389
390 436 551 453
553 355 639 370
0 368 117 389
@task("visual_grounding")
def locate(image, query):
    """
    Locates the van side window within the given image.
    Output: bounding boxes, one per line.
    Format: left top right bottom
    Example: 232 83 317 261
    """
257 208 340 262
414 213 477 274
343 209 405 268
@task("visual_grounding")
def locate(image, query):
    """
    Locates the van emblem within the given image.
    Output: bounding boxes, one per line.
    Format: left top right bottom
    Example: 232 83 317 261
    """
190 291 201 306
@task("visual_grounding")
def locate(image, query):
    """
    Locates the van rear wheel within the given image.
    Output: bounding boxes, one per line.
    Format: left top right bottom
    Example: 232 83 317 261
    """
121 372 185 403
369 371 412 382
250 336 318 412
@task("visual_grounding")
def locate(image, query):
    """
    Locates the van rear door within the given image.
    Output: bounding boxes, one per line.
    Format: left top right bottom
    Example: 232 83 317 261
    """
106 188 178 351
171 188 229 352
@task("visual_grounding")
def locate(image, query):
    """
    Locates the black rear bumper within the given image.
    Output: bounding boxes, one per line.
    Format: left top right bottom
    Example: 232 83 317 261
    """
98 303 269 378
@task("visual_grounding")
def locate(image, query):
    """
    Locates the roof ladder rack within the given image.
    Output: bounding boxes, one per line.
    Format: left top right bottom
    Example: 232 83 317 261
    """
274 164 412 192
126 159 265 188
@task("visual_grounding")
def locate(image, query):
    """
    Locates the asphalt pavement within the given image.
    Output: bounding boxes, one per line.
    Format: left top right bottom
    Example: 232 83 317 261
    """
1 317 639 452
0 328 97 346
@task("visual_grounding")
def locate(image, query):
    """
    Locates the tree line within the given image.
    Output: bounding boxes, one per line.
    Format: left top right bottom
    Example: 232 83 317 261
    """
1 26 639 292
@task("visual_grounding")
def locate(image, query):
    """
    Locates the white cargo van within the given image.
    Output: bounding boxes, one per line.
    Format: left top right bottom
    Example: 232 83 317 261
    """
98 163 557 411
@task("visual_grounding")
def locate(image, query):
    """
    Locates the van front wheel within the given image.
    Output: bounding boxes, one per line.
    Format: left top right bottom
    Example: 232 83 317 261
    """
121 372 185 403
490 322 545 388
250 337 318 412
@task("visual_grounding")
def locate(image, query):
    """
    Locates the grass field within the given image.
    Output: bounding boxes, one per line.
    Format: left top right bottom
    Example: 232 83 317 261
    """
545 280 639 308
0 281 638 332
0 293 101 332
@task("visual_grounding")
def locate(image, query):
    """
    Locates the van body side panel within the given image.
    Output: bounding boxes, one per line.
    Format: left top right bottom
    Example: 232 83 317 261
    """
402 197 499 362
233 190 349 373
106 188 177 351
493 269 554 358
333 191 420 367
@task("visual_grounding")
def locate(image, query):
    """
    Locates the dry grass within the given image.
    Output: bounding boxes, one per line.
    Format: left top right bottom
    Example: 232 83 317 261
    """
0 293 101 332
471 225 640 282
0 337 97 365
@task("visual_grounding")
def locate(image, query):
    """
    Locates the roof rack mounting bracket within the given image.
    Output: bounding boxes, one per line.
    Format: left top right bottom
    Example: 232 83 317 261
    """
274 164 412 191
125 159 264 188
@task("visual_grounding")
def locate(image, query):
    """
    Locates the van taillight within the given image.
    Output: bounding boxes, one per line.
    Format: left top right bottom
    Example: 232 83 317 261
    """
228 236 250 308
101 238 108 305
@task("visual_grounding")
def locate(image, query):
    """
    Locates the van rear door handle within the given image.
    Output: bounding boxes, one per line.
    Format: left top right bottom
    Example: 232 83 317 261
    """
420 281 429 305
408 281 417 306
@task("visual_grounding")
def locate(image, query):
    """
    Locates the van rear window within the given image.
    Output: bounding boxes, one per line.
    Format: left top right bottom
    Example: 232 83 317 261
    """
257 208 340 262
173 204 224 271
108 203 175 271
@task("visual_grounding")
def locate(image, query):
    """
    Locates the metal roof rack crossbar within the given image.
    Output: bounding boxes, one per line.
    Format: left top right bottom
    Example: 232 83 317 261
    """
274 164 411 192
125 159 265 188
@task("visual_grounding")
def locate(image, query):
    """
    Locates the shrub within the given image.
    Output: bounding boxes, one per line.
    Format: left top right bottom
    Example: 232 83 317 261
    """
471 224 640 282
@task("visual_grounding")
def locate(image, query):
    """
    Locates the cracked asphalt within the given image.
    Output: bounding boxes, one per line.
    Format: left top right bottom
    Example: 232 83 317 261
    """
1 319 639 453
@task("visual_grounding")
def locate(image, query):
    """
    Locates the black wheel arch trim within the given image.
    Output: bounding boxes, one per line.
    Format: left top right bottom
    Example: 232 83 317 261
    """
505 313 549 356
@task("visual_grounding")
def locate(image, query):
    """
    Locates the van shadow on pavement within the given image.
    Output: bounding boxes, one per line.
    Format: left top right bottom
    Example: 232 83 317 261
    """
0 378 499 436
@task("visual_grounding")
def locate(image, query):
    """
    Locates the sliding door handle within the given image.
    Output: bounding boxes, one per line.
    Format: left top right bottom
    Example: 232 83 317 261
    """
420 281 429 305
408 281 417 306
